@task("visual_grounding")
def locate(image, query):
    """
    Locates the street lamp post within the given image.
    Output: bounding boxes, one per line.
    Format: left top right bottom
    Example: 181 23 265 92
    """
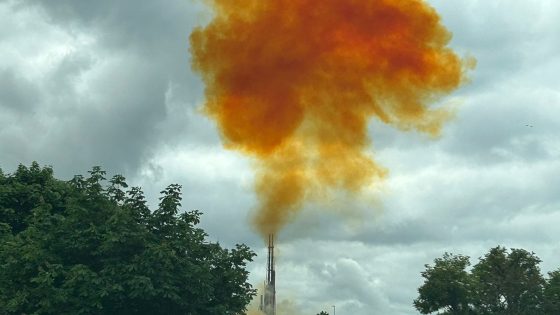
332 305 336 315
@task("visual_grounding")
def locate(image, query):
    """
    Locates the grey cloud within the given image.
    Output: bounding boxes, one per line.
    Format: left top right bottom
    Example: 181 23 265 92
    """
0 69 39 112
20 0 202 81
0 55 171 178
431 0 560 89
0 0 207 178
320 258 389 311
265 239 435 315
362 158 560 245
48 51 95 91
46 64 167 176
439 84 560 165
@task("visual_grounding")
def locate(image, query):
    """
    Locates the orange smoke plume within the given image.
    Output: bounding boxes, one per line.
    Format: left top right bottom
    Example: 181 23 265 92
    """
190 0 470 237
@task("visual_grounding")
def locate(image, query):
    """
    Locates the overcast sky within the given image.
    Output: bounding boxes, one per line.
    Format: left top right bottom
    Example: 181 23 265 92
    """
1 0 560 314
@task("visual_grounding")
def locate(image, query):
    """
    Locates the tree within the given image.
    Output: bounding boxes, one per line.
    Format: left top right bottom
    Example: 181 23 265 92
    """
316 312 329 315
414 253 473 314
470 247 544 315
0 162 58 234
0 163 256 315
543 269 560 314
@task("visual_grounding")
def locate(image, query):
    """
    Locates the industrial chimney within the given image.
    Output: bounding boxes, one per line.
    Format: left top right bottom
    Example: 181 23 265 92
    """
259 234 276 315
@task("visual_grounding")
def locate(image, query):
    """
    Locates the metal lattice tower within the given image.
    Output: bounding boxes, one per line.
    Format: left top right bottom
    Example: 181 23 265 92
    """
259 234 276 315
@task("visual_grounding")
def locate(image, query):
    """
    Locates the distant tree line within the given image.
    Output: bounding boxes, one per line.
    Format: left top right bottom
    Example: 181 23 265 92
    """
0 162 256 315
414 247 560 315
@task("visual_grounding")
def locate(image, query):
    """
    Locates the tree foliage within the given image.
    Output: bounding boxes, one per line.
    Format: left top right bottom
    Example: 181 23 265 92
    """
471 247 543 315
414 253 473 314
543 269 560 314
415 246 559 315
0 163 256 315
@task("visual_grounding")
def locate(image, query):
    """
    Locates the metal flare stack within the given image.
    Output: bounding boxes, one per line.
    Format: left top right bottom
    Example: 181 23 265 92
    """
259 234 276 315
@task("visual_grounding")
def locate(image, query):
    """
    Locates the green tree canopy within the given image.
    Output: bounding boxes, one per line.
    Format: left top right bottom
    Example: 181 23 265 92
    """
414 253 472 315
415 246 551 315
543 269 560 314
0 163 256 315
471 247 544 315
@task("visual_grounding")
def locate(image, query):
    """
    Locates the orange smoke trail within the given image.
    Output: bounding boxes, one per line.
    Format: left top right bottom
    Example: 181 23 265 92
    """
190 0 470 237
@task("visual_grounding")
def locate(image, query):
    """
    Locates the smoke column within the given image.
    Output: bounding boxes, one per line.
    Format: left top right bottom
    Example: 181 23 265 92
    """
190 0 470 237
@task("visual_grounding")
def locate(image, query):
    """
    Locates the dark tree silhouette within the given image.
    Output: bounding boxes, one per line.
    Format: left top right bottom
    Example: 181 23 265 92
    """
544 269 560 314
472 247 544 315
414 253 473 314
0 163 256 315
416 247 551 315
